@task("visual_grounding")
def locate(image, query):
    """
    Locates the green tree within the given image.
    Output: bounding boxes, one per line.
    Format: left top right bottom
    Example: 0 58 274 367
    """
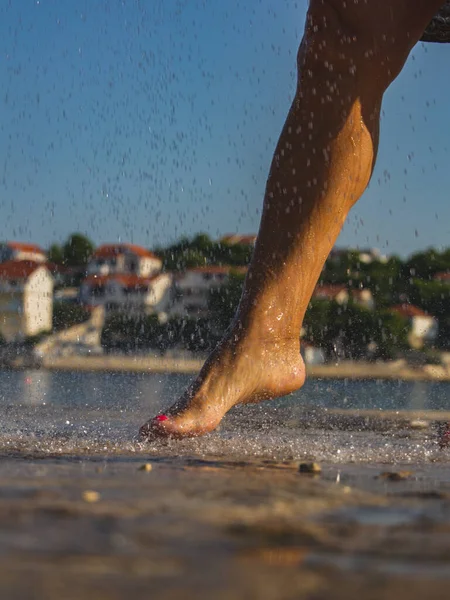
321 250 363 285
63 233 95 267
405 248 450 281
101 314 161 352
363 256 409 308
208 273 245 335
409 279 450 320
53 303 91 331
190 233 213 253
304 299 408 360
373 310 409 358
47 243 64 265
178 317 216 353
154 234 253 272
437 317 450 350
303 299 334 355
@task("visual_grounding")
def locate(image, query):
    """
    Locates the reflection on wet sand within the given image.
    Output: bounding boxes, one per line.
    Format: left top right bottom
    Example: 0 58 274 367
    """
0 455 448 599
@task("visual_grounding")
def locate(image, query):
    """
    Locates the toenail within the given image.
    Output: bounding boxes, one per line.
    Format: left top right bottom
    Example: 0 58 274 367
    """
155 415 168 422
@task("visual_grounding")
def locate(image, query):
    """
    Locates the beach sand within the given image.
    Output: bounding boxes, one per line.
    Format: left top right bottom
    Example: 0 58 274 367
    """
1 368 449 599
0 449 449 600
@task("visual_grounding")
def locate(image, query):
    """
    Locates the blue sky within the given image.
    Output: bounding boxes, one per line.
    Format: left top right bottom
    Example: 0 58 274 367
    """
0 0 449 257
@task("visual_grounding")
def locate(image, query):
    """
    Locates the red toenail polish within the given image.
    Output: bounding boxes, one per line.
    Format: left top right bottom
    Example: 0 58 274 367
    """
155 415 168 422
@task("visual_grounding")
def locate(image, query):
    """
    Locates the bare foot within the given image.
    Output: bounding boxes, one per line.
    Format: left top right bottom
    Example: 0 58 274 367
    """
139 331 305 440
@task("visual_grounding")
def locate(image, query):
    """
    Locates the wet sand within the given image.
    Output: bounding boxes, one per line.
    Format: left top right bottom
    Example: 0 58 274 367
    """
1 369 449 598
1 448 449 600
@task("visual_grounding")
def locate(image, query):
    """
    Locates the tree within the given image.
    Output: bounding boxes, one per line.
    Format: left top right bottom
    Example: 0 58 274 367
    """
364 256 407 308
62 233 95 267
101 313 161 352
208 273 245 335
409 279 450 321
405 248 450 281
303 299 409 360
373 310 409 359
100 313 216 354
178 317 216 353
321 250 363 285
47 243 64 265
303 299 334 356
154 234 253 272
190 233 213 253
437 317 450 350
53 303 91 331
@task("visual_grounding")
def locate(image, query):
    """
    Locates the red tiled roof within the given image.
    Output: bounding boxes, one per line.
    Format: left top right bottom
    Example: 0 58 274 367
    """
45 262 72 274
93 244 159 260
313 284 347 298
390 304 432 319
5 241 45 254
434 272 450 282
83 273 163 289
0 260 47 280
313 285 372 301
220 234 257 246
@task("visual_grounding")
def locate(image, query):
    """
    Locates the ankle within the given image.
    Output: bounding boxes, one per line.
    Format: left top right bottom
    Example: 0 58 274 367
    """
226 316 301 352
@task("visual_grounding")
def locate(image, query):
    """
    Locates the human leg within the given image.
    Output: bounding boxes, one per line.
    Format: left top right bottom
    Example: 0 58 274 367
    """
140 0 444 440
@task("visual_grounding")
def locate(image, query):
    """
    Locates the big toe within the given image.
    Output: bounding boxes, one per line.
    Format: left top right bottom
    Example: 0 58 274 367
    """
139 409 221 440
139 414 177 439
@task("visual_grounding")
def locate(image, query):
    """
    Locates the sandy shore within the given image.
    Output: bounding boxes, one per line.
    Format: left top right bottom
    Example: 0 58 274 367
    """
0 450 449 599
18 354 450 382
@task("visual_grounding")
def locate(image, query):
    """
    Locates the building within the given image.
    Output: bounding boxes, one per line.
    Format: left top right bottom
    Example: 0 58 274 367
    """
80 272 173 315
220 234 257 246
0 241 46 264
301 342 326 365
81 242 168 315
328 247 388 265
390 304 438 347
87 243 162 278
313 284 375 310
0 261 53 341
170 266 247 317
434 272 450 284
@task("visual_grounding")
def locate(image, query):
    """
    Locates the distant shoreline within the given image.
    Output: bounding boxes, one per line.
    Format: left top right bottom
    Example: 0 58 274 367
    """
3 354 448 382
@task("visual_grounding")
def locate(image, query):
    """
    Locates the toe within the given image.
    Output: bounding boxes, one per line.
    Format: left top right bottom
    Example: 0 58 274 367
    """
139 415 171 440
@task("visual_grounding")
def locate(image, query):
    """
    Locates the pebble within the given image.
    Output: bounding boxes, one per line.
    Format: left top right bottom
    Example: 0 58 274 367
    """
138 463 153 472
409 420 429 430
82 490 101 503
298 462 322 475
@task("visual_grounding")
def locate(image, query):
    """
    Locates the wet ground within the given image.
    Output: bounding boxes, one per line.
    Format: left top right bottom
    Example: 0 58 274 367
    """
0 452 449 599
1 371 449 598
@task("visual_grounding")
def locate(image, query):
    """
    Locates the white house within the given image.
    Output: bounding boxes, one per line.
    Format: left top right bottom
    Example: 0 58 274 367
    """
0 241 46 264
301 342 326 365
87 243 162 278
328 247 388 265
170 266 247 317
80 272 173 315
390 304 438 347
313 284 375 310
0 260 53 341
